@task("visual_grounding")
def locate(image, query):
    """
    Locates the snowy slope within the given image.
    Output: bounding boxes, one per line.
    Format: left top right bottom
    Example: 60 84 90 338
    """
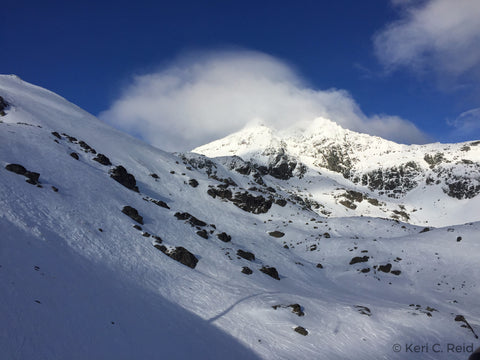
1 75 479 359
193 118 480 227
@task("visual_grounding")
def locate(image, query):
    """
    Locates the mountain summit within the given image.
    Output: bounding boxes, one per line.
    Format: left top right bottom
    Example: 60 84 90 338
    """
1 75 479 359
194 118 480 226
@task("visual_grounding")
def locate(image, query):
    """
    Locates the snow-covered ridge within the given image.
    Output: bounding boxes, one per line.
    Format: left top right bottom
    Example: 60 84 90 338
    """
193 117 480 226
1 75 480 360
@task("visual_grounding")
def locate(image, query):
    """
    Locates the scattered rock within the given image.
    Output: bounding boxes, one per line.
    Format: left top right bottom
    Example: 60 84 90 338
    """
275 198 287 207
168 246 199 269
188 179 199 187
323 232 331 238
51 186 58 192
5 163 27 175
377 263 392 273
455 315 479 339
457 236 462 242
241 266 253 275
237 249 255 261
391 270 401 276
142 232 151 237
360 268 370 273
51 131 62 139
133 224 142 231
196 229 209 239
316 263 323 269
293 326 308 336
121 206 144 225
78 141 96 154
93 153 111 166
355 305 371 316
268 231 285 238
110 166 139 192
150 199 170 209
349 256 369 265
289 304 305 317
217 232 232 242
70 152 79 160
153 235 162 243
260 266 280 280
420 227 430 233
174 212 207 227
5 164 40 185
150 173 159 179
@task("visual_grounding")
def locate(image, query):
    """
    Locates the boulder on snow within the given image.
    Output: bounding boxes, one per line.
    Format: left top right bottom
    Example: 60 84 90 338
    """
377 263 392 273
121 206 144 225
237 249 255 261
5 163 27 175
293 326 308 336
51 131 62 139
70 152 79 160
93 153 111 166
196 229 209 239
79 141 97 154
349 256 369 265
188 178 199 187
5 164 40 185
217 232 232 242
268 231 285 238
169 246 199 269
174 212 207 227
241 266 253 275
260 266 280 280
150 199 170 209
110 165 139 192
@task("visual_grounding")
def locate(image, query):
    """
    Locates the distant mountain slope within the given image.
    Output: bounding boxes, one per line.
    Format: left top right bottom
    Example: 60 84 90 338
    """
193 118 480 226
1 75 479 360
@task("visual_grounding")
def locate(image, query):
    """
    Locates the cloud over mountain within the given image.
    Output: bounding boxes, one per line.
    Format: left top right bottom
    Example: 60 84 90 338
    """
100 50 428 151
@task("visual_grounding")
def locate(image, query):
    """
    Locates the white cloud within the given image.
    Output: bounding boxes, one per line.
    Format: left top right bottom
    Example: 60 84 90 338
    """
448 108 480 137
100 50 428 151
374 0 480 82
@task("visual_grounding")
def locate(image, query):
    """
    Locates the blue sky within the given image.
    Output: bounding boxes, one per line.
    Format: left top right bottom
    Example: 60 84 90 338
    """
2 0 480 150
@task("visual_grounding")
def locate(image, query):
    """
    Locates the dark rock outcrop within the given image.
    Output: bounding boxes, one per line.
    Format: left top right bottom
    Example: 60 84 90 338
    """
150 199 170 209
110 166 139 192
79 141 96 154
174 212 207 227
5 164 40 185
268 231 285 238
188 179 199 187
293 326 308 336
153 245 198 269
0 96 8 116
237 249 255 261
217 232 231 242
5 163 27 175
93 154 111 166
275 198 287 207
196 229 209 239
260 266 280 280
70 152 79 160
169 247 199 269
241 266 253 275
349 256 369 265
121 206 144 225
377 263 392 273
